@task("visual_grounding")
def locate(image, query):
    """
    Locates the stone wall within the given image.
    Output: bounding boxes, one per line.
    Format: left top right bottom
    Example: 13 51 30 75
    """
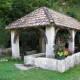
0 48 11 55
24 52 80 73
25 50 36 55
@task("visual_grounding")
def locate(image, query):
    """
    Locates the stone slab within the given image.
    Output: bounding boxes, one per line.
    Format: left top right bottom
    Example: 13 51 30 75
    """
15 64 36 71
35 57 57 71
75 52 80 65
57 60 66 73
24 52 80 73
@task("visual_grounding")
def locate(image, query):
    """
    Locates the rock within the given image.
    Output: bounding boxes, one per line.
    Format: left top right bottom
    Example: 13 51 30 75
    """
24 56 35 65
57 60 66 73
75 52 80 65
0 58 8 61
65 55 75 71
35 58 58 71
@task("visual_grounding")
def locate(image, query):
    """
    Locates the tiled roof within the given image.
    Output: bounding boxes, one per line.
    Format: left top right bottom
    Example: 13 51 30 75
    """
6 7 80 30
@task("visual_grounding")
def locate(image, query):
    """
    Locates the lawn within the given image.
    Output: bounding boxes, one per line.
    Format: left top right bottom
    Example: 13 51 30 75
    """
0 55 80 80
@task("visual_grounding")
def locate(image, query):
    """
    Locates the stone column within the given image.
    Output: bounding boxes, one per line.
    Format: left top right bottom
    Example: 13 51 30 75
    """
39 32 45 53
69 30 75 54
11 30 20 59
46 26 55 58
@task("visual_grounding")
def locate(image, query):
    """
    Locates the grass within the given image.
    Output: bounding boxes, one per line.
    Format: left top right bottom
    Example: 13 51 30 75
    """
0 55 80 80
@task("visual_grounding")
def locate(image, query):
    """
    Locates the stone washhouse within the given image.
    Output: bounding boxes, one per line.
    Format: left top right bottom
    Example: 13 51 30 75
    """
6 7 80 59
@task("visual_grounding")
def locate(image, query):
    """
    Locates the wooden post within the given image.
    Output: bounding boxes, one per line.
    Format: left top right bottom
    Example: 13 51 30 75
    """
46 26 55 58
11 30 20 59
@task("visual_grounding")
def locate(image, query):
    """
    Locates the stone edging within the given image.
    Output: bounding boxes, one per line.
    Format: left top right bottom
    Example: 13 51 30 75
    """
24 52 80 73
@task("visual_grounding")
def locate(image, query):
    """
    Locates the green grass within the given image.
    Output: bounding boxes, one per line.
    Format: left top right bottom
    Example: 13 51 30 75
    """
0 55 80 80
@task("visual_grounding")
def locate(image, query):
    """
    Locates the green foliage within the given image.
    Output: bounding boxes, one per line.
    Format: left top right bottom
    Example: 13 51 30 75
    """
77 34 80 42
0 0 80 48
54 43 65 56
0 18 10 48
60 33 72 43
54 39 69 57
0 29 10 48
20 31 38 51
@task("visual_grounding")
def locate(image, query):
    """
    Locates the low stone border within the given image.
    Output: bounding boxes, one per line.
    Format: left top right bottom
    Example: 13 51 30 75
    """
24 52 80 73
0 58 8 62
0 48 11 54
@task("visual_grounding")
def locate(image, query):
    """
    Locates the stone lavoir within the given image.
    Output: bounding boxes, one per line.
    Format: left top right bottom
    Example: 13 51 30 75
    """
6 7 80 72
24 52 80 73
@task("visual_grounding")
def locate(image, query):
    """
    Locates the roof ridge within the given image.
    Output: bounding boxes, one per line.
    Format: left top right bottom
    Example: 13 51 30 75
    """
42 7 54 23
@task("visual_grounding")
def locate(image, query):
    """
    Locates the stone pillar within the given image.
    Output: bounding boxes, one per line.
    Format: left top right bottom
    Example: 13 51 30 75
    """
46 26 55 58
11 30 20 59
69 30 75 54
39 32 45 53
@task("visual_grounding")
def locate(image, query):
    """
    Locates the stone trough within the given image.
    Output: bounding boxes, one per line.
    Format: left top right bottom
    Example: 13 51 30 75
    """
24 52 80 73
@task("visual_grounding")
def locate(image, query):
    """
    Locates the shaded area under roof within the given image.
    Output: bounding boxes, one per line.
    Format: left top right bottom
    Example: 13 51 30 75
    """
6 7 80 30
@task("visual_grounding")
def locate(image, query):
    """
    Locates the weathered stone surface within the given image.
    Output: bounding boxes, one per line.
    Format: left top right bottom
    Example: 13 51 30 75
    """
57 60 66 73
32 53 45 57
24 56 35 65
46 58 57 71
32 50 36 54
72 54 76 65
65 55 75 71
0 48 11 54
24 52 80 73
15 64 36 71
35 58 47 68
65 56 71 70
26 51 32 55
2 48 11 54
26 50 36 55
75 52 80 65
35 58 57 71
0 58 8 62
24 53 45 65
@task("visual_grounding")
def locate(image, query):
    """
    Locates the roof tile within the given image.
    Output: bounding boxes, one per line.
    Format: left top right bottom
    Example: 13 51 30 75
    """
6 7 80 30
